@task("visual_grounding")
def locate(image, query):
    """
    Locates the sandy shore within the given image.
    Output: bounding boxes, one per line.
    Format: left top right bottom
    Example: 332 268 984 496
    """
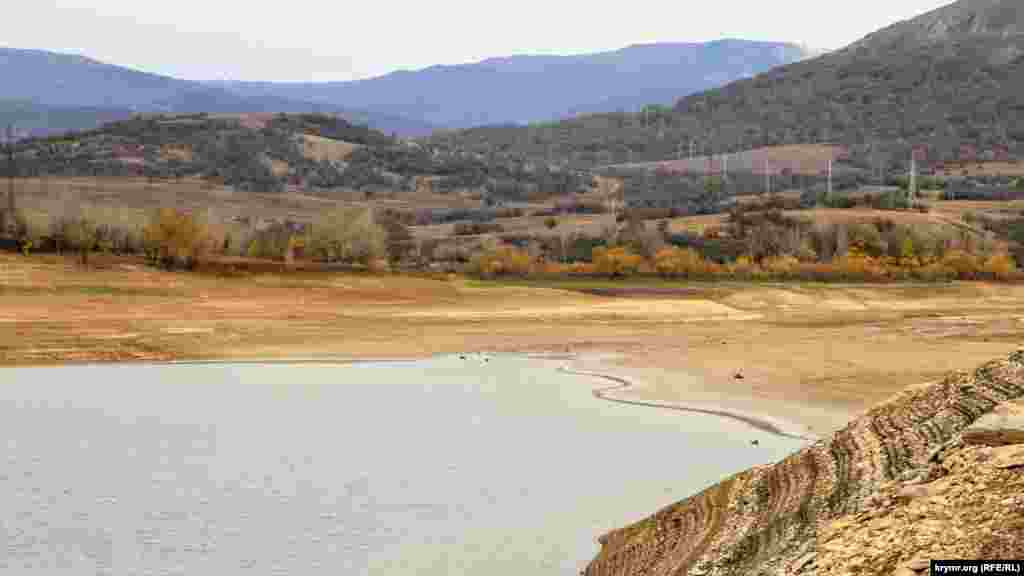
558 355 820 440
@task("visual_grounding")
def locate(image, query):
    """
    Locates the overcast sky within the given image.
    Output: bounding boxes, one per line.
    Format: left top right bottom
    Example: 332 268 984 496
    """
5 0 953 82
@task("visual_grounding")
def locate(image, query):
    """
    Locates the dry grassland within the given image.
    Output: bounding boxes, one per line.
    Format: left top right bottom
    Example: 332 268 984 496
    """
301 134 360 162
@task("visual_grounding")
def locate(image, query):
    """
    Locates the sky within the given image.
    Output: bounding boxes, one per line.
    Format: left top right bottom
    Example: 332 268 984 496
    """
4 0 955 83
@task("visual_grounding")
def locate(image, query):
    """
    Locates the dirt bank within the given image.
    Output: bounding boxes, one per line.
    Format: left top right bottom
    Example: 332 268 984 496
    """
584 351 1024 576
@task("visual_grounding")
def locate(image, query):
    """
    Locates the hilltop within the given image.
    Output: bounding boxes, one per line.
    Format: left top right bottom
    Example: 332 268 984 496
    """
434 0 1024 174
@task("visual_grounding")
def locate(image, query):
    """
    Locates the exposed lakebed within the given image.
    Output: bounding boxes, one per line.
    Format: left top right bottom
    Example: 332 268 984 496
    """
0 355 805 575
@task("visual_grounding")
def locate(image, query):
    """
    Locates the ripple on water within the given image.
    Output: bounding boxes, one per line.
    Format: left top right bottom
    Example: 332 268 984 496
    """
0 358 806 576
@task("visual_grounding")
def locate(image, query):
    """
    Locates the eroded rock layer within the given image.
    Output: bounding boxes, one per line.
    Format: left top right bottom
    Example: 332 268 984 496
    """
584 350 1024 576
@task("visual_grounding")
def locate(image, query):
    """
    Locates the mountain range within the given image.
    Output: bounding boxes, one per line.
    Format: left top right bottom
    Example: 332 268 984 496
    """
210 40 811 129
433 0 1024 172
0 47 435 137
0 40 810 137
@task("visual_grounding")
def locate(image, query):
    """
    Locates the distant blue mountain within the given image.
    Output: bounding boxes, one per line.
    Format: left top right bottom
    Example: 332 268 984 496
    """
0 41 808 137
0 47 435 136
211 40 811 129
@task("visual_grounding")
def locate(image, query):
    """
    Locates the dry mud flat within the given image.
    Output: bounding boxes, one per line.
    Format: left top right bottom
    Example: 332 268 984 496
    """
3 253 1024 434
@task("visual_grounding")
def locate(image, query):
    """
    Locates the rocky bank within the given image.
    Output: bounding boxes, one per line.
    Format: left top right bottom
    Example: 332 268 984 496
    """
584 350 1024 576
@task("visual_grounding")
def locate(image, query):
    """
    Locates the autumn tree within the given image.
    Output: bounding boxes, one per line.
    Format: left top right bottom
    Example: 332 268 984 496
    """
592 246 642 278
142 208 211 269
309 207 386 266
378 212 414 266
61 213 98 266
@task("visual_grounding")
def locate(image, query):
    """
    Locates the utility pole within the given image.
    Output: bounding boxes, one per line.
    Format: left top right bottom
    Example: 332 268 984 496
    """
827 158 833 203
4 124 15 222
909 154 917 204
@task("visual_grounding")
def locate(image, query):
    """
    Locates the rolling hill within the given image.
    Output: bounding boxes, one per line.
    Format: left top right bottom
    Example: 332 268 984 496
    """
432 0 1024 174
8 111 590 204
211 40 812 130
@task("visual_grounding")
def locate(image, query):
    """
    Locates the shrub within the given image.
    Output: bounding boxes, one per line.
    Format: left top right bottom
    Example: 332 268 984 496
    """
308 208 386 265
379 215 414 265
941 250 981 280
653 246 705 278
762 255 801 278
468 245 532 278
564 234 605 262
982 252 1017 281
53 212 100 265
431 242 472 263
847 223 886 258
244 224 294 260
11 210 49 255
142 208 211 269
592 246 642 278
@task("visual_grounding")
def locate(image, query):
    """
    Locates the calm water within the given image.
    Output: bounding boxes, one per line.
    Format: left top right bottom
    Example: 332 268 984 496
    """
0 355 804 575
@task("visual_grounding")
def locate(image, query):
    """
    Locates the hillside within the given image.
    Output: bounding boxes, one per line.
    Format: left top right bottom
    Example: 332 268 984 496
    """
212 40 810 130
0 48 434 136
585 351 1024 575
8 112 590 199
434 0 1024 174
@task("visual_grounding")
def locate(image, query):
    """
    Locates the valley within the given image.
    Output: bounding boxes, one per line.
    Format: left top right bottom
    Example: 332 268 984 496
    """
3 0 1024 574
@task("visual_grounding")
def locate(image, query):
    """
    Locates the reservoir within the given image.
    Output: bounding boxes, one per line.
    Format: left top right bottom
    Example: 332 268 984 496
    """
0 355 805 575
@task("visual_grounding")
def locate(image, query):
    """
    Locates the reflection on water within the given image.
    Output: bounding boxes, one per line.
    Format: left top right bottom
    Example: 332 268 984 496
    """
0 355 804 575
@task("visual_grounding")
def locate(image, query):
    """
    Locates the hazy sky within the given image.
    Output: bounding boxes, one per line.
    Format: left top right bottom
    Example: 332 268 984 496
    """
5 0 953 82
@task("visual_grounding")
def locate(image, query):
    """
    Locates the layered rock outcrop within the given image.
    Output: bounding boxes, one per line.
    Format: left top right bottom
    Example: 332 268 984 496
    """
584 350 1024 576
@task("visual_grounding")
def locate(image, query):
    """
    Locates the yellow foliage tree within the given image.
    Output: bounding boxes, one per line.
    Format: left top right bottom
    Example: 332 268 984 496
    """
309 208 386 266
653 246 705 278
982 252 1016 281
941 249 981 280
592 246 642 278
142 208 210 269
468 245 533 278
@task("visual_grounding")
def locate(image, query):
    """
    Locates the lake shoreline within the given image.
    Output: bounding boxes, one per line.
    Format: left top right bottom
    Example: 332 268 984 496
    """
558 361 820 441
5 349 821 442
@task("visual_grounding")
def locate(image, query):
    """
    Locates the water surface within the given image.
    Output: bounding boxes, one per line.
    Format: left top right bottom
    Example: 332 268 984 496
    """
0 355 804 575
